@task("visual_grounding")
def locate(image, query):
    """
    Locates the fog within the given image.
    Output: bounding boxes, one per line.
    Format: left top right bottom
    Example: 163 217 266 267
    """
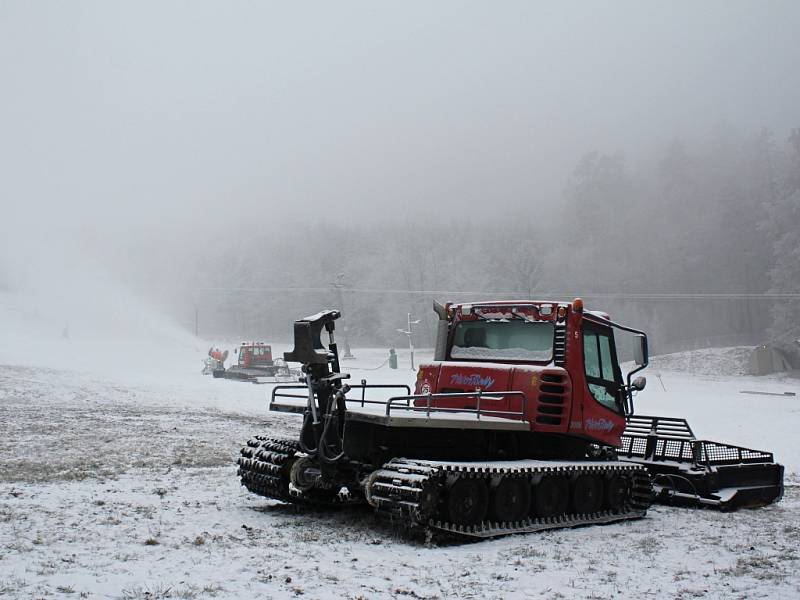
2 1 799 364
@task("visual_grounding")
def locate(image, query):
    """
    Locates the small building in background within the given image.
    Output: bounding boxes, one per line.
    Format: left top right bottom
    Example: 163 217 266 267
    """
749 345 792 375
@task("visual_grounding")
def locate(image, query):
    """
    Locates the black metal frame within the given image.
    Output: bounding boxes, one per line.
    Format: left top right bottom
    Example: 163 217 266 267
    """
618 415 784 509
619 415 776 468
271 384 529 422
271 383 412 413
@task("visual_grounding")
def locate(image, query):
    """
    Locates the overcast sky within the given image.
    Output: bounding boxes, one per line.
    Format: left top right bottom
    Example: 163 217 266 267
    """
2 0 799 250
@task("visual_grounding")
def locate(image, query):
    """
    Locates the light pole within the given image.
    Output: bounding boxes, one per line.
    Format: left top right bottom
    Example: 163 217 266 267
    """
331 273 355 359
396 312 421 370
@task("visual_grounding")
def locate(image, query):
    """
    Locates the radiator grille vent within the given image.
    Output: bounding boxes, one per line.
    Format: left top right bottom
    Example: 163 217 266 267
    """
536 372 567 426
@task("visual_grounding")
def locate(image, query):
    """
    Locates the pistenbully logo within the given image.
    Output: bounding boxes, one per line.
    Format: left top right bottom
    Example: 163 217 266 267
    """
449 373 495 389
585 418 614 433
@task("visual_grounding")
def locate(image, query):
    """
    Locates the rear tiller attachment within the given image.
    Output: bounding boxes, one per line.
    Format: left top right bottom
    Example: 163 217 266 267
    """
618 415 784 510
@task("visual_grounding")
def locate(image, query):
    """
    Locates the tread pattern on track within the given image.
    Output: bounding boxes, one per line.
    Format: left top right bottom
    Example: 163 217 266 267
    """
238 436 358 505
239 437 653 538
369 458 653 538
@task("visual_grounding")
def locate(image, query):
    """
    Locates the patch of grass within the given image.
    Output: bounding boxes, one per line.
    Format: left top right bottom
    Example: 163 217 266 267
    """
172 585 199 599
201 584 223 597
143 537 160 546
676 588 707 598
634 535 662 556
6 537 34 553
515 546 546 559
119 583 217 600
392 588 440 600
550 549 574 563
0 576 27 595
720 555 787 583
292 530 320 543
113 552 136 562
35 560 59 576
119 583 174 599
134 505 156 519
101 515 123 525
600 571 617 583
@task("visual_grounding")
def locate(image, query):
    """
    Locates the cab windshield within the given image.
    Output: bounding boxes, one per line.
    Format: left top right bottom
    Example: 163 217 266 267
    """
450 320 555 362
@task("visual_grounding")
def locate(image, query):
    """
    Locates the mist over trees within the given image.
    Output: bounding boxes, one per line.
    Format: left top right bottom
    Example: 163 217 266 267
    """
2 1 799 369
180 126 799 360
764 129 800 356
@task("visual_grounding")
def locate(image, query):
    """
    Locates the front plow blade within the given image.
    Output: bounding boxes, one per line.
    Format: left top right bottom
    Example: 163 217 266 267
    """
618 415 784 510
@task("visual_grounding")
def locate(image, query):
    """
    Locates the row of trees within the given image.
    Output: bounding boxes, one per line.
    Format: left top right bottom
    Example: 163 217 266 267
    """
184 126 800 361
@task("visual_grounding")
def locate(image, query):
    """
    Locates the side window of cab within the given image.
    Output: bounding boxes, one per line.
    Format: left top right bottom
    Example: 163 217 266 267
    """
582 325 622 412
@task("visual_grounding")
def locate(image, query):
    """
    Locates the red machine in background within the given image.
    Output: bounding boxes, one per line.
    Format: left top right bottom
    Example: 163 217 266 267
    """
213 342 298 383
238 300 783 539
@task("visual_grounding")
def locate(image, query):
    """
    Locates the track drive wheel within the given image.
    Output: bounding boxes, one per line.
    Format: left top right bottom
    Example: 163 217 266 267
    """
489 477 531 522
533 476 569 517
571 474 604 514
289 456 319 492
446 478 489 525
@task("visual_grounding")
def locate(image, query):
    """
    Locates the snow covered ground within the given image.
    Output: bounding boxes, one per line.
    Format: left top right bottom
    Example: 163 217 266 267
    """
1 345 799 599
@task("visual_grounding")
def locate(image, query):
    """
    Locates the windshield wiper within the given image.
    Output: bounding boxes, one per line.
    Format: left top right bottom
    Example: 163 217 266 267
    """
510 308 536 323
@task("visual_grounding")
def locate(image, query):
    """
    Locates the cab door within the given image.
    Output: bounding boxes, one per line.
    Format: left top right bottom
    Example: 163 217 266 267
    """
581 323 625 417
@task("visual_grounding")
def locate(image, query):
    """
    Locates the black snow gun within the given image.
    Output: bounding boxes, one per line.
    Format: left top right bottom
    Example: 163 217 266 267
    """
283 310 350 463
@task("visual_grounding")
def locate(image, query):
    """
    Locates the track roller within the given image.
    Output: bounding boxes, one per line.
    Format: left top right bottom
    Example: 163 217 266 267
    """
571 474 604 514
490 477 531 522
446 478 489 525
533 476 569 517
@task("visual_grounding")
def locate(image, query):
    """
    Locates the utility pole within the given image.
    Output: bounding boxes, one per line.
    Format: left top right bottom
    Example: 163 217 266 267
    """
396 312 421 370
331 273 355 359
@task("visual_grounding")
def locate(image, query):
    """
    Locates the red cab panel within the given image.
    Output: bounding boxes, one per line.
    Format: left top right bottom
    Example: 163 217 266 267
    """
414 362 572 433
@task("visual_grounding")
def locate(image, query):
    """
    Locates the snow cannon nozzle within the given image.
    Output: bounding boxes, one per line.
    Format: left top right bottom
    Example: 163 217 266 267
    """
284 310 341 366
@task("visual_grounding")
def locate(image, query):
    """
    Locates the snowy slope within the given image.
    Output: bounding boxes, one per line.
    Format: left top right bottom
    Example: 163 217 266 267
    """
1 344 798 599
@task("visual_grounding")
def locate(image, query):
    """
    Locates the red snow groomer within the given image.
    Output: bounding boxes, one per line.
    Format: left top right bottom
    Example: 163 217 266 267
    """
238 300 783 539
215 342 298 383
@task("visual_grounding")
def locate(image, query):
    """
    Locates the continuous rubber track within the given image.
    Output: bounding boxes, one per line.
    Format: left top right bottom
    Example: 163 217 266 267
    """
368 458 653 538
239 437 653 538
223 365 295 382
237 436 358 505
